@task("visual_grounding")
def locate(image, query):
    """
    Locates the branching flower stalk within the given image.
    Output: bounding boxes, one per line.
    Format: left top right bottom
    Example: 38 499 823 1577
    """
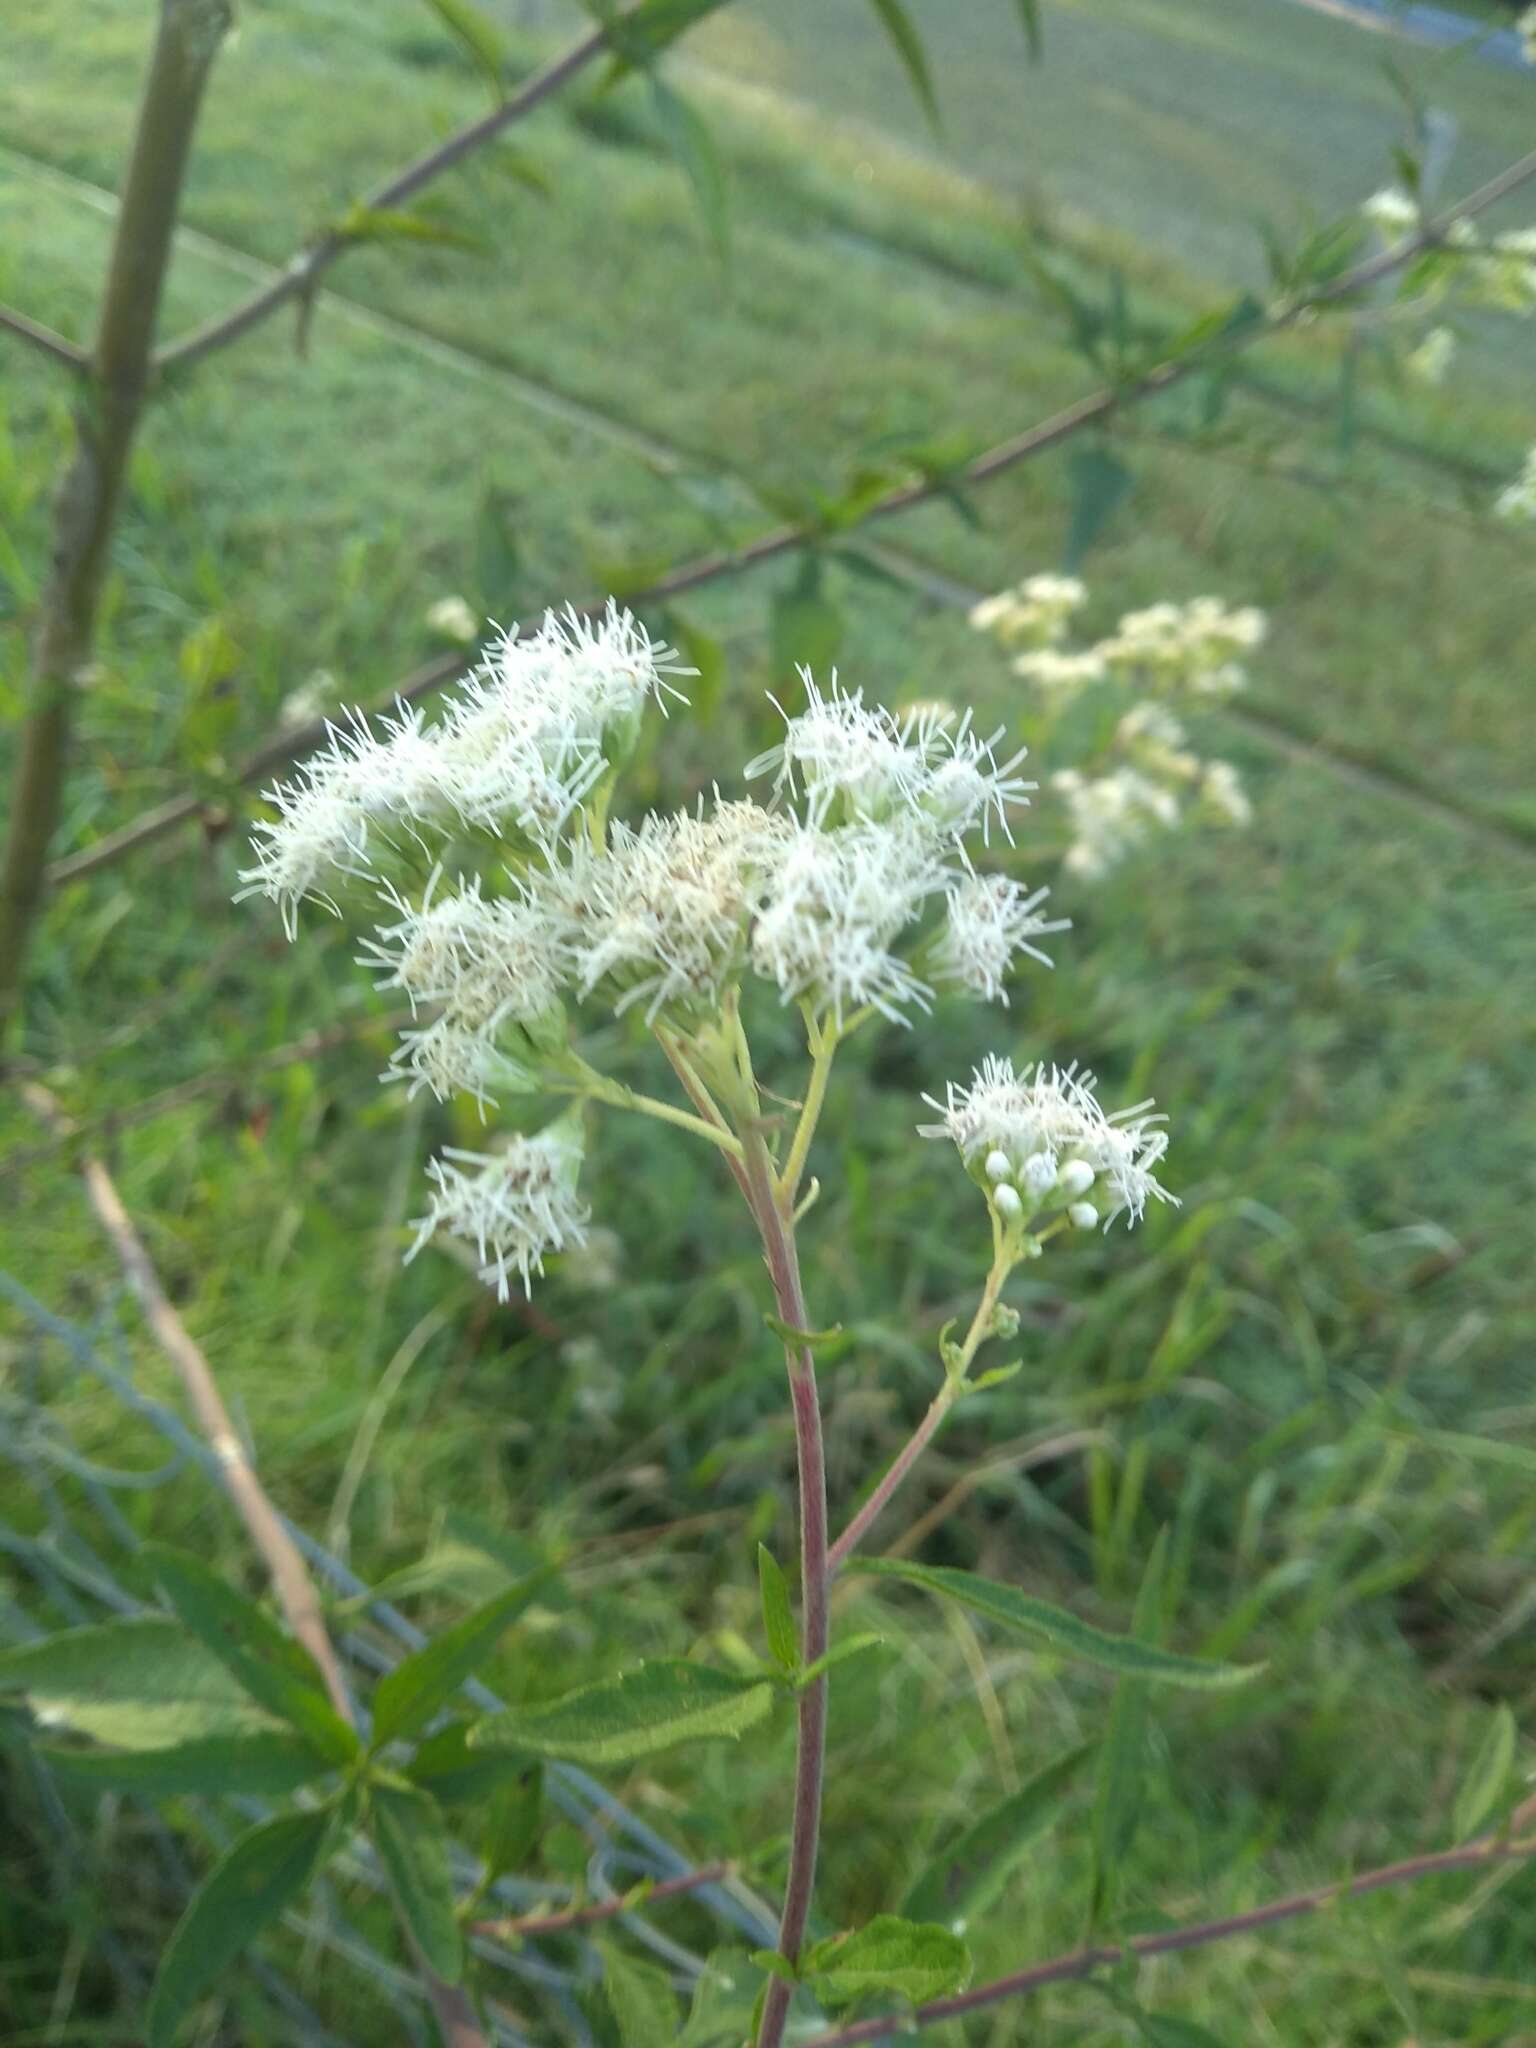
241 596 1180 2040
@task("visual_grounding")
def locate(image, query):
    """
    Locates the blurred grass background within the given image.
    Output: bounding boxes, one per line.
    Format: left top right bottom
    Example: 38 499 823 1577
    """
2 0 1535 2041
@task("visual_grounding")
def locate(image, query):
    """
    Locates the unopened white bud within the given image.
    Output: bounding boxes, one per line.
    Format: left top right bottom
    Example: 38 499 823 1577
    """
1022 1151 1057 1196
993 1184 1024 1222
1067 1200 1099 1231
1059 1159 1095 1198
984 1149 1013 1184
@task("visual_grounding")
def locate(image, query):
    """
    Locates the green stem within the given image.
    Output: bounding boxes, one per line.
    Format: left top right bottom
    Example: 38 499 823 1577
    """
778 1010 838 1208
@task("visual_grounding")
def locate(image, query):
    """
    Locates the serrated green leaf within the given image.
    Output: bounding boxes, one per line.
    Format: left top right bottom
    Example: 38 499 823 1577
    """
143 1545 356 1763
0 1617 281 1748
1454 1703 1517 1842
852 1559 1258 1688
901 1741 1091 1924
804 1915 970 2007
371 1570 549 1746
758 1546 798 1675
867 0 940 130
600 1938 679 2046
417 0 506 101
371 1782 464 1984
40 1730 334 1799
649 78 730 263
146 1809 332 2048
470 1661 774 1765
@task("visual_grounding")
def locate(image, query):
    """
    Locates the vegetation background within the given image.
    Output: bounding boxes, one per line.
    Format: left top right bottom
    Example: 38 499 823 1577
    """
2 0 1534 2041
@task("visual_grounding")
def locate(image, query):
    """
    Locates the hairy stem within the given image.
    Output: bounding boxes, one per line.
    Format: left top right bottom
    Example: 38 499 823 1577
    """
468 1860 734 1940
740 1122 830 2048
0 0 232 1041
796 1832 1536 2046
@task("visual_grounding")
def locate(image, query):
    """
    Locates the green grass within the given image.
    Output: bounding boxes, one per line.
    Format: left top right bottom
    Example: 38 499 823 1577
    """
2 1 1535 2042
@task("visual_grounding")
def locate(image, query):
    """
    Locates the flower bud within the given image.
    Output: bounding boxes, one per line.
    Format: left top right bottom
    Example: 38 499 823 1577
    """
1067 1200 1099 1231
1059 1159 1095 1199
993 1184 1024 1222
984 1149 1013 1184
1022 1151 1057 1196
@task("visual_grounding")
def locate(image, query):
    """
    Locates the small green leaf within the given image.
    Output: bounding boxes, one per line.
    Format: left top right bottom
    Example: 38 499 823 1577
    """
804 1915 971 2007
407 1720 542 1806
797 1633 886 1690
1014 0 1043 60
371 1782 464 1984
749 1947 799 1985
1091 1532 1168 1926
371 1570 549 1746
757 1546 798 1675
1454 1703 1517 1842
600 0 734 75
143 1545 356 1763
650 78 729 263
679 1947 759 2048
763 1313 844 1351
481 1761 544 1884
852 1559 1258 1688
1065 444 1134 570
1134 2017 1233 2048
867 0 940 130
471 1661 775 1765
337 204 485 253
0 1617 280 1748
600 1938 679 2046
146 1809 332 2048
40 1730 334 1800
770 555 843 678
901 1742 1091 1924
417 0 506 101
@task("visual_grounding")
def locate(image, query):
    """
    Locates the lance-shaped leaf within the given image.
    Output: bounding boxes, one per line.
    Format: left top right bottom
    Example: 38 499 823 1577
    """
867 0 940 131
600 0 735 76
758 1545 798 1675
1454 1703 1517 1842
803 1915 971 2007
851 1559 1258 1688
470 1660 774 1765
39 1729 335 1799
370 1569 551 1746
0 1617 280 1748
371 1782 464 1984
417 0 507 102
407 1719 542 1806
143 1545 357 1762
900 1741 1091 1924
146 1809 332 2048
650 77 729 263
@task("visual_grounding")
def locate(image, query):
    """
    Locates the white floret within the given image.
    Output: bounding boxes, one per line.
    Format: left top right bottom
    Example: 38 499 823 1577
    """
406 1122 589 1298
934 873 1068 1003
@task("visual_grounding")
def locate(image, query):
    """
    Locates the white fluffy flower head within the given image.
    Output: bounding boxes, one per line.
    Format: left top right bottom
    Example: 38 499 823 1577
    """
935 874 1068 1003
407 1120 588 1299
921 1055 1173 1226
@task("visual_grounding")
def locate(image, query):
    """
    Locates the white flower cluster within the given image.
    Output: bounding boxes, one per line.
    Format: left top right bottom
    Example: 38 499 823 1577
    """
238 602 689 934
970 576 1265 879
1495 445 1536 524
405 1122 588 1299
246 608 1061 1290
967 573 1086 651
920 1054 1173 1230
